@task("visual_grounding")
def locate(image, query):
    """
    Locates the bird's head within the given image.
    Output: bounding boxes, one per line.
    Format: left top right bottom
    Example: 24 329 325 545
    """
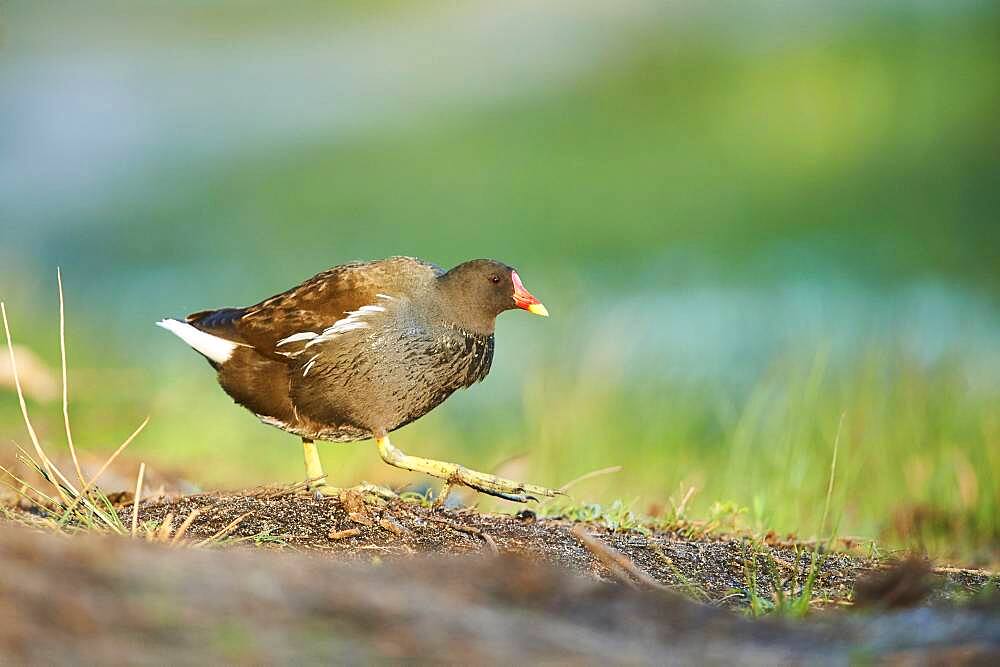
439 259 548 332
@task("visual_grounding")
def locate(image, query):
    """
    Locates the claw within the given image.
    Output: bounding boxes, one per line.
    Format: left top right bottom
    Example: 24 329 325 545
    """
478 489 529 503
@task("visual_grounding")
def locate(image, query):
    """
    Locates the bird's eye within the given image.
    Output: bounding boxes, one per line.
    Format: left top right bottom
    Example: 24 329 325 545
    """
490 274 501 284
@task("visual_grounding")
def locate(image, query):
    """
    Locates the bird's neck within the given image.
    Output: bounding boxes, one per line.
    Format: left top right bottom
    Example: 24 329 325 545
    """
434 276 497 336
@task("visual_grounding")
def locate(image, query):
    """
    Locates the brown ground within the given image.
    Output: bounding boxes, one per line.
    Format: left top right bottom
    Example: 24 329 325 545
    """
2 489 997 664
129 489 993 609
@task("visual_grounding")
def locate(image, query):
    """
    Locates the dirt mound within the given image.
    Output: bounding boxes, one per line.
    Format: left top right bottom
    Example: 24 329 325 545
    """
129 490 992 609
1 519 998 665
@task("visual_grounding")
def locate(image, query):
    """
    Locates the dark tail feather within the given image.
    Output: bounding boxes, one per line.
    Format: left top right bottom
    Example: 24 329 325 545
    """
186 307 246 328
185 308 248 348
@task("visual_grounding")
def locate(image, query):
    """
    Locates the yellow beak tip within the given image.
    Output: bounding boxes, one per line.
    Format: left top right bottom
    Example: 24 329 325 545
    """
527 303 549 317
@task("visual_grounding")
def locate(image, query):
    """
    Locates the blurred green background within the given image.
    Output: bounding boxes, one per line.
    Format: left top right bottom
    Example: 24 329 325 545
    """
2 1 998 563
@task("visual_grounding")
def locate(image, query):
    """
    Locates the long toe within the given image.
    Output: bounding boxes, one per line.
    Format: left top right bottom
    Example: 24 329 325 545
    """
520 481 562 499
473 488 531 503
309 483 343 498
309 482 397 502
454 468 560 503
354 481 398 500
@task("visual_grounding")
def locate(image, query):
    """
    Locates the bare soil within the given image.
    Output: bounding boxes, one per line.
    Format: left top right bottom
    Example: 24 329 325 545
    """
129 490 991 608
1 489 997 664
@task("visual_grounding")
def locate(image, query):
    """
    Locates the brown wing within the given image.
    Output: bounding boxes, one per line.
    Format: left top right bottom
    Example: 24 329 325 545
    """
186 257 443 361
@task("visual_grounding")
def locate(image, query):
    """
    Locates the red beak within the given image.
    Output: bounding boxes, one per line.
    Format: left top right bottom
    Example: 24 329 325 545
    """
511 271 549 317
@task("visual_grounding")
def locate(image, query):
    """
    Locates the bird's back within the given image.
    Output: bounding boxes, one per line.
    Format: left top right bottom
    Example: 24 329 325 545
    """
186 256 443 357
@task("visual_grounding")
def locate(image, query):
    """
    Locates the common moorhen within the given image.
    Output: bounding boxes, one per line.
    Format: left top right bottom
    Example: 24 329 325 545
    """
158 256 556 502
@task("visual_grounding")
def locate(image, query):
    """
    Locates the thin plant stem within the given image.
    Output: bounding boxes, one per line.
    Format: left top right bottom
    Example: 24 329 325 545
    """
819 412 845 541
131 462 146 538
1 302 74 505
58 268 86 488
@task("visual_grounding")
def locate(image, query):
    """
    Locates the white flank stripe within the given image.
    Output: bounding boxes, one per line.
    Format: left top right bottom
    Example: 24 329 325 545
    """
276 331 319 347
156 318 239 365
304 303 387 349
328 320 371 334
303 353 321 377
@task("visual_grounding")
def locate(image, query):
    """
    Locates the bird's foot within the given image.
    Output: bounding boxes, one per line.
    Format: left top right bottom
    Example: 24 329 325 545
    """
308 482 397 503
376 435 561 504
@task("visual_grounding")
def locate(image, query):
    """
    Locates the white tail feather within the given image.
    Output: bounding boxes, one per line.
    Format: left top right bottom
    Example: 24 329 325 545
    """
156 318 239 364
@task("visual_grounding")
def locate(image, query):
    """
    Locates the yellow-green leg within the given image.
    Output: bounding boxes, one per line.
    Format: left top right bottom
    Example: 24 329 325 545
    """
303 438 327 487
301 438 395 500
375 434 559 503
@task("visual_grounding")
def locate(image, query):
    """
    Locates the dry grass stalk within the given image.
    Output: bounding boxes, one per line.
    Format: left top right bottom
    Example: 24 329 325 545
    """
646 538 710 601
1 280 149 535
57 268 86 489
131 462 146 538
86 418 150 490
171 509 203 545
819 411 845 541
428 516 500 556
257 479 315 500
571 524 665 591
54 417 149 524
558 465 623 493
2 302 74 505
154 512 175 543
194 512 252 547
0 461 61 509
478 529 500 555
670 485 696 517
